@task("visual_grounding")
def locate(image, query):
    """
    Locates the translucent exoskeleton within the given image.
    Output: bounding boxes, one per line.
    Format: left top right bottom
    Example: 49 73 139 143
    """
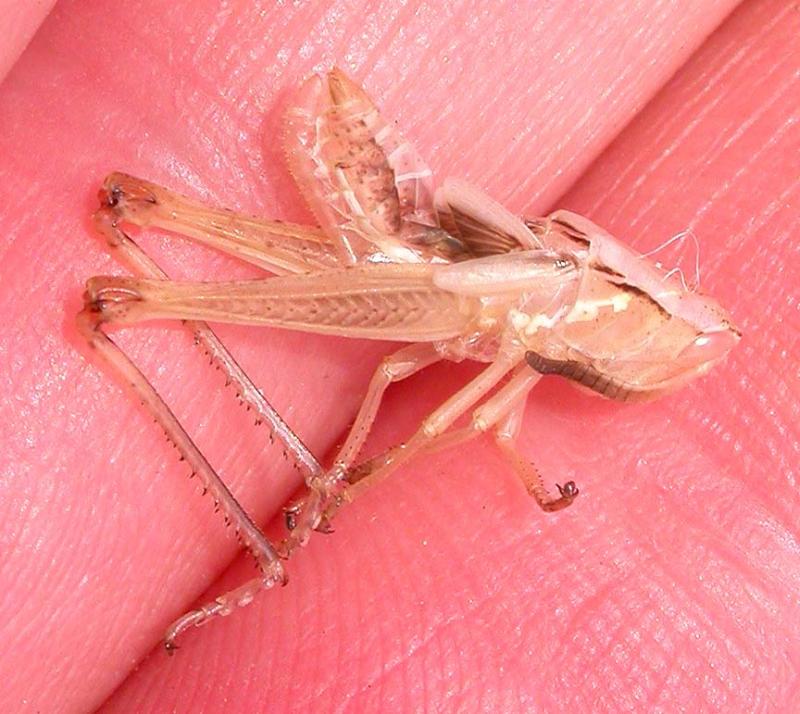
78 68 741 651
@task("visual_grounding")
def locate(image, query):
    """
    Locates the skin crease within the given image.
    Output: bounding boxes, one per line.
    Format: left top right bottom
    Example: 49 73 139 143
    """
1 0 798 711
0 0 58 83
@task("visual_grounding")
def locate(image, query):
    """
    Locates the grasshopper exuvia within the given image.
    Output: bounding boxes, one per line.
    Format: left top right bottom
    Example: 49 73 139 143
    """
78 68 740 650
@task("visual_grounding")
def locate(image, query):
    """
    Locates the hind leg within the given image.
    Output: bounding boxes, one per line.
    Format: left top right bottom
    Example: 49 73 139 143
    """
81 208 328 651
92 206 324 481
98 171 341 274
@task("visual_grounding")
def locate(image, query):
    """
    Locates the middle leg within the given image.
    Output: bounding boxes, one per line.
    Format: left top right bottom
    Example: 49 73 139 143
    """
281 342 443 553
331 363 579 519
335 352 526 509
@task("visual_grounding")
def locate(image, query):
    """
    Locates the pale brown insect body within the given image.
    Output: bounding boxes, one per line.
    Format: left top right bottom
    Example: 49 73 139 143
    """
79 68 739 650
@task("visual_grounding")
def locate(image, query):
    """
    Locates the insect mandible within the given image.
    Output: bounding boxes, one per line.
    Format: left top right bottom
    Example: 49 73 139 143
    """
78 68 740 650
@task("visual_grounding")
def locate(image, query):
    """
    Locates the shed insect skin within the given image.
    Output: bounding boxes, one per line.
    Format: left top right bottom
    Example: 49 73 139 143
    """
78 67 740 650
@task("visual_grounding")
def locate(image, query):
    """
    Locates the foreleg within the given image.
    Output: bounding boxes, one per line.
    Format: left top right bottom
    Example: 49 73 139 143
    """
493 401 579 513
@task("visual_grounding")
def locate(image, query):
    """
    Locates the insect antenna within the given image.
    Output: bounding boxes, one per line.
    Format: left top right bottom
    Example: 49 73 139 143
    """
640 228 701 292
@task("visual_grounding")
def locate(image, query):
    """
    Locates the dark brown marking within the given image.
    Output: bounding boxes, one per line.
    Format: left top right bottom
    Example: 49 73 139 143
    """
525 350 635 402
619 281 672 319
592 262 625 279
551 217 591 246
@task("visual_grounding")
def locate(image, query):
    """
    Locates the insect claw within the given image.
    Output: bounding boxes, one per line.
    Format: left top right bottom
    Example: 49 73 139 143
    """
556 481 580 501
283 502 301 531
315 516 334 534
556 481 580 498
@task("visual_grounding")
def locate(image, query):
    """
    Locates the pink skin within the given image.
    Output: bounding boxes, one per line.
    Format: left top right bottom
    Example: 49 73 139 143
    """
1 0 797 711
0 0 57 83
